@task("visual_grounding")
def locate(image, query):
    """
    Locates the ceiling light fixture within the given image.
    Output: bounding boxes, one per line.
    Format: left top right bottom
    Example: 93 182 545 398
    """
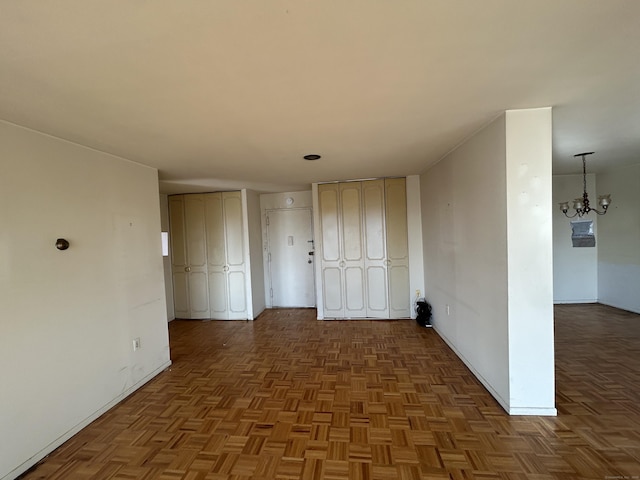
559 152 611 218
303 154 321 161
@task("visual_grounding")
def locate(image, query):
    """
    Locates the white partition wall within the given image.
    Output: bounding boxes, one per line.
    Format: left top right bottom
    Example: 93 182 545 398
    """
420 108 556 415
505 108 555 414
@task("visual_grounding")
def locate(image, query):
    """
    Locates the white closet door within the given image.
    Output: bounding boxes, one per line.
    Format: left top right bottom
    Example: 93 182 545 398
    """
362 179 389 318
223 192 247 319
184 194 210 319
318 183 344 317
340 182 366 317
205 193 229 319
169 195 189 318
385 178 410 318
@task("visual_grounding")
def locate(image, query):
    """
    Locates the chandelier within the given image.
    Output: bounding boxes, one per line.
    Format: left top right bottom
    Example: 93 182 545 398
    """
559 152 611 218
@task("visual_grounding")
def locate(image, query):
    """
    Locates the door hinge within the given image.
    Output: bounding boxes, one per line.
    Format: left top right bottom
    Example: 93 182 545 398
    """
266 215 270 226
268 252 271 262
270 288 273 298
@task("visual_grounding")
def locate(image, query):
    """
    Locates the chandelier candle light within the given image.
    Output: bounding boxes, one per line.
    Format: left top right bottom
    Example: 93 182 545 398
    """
559 152 612 218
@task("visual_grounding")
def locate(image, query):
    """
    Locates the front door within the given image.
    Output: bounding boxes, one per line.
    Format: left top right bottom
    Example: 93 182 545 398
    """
267 208 315 307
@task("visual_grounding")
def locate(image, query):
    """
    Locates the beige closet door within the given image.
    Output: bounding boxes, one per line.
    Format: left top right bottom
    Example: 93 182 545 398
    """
362 179 389 318
340 182 366 317
204 191 247 320
385 178 410 318
318 184 344 317
222 192 247 319
169 195 190 318
318 183 366 318
183 194 210 319
205 193 228 319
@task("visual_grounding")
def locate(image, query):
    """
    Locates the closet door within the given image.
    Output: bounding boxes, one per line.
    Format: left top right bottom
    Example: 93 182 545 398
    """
362 179 389 318
169 195 189 318
318 183 344 317
385 178 410 318
205 193 228 319
339 182 366 317
222 192 247 319
184 194 210 319
204 191 247 320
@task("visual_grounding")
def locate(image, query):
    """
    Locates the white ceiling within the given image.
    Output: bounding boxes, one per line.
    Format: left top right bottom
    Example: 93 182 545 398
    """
2 1 640 193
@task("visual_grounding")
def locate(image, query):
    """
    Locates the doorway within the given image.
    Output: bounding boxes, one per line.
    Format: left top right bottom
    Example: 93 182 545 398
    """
266 208 316 307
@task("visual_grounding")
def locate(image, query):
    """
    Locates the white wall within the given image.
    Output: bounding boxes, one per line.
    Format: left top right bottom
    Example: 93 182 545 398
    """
420 108 556 415
243 189 266 319
597 163 640 314
421 114 511 408
259 191 314 308
159 194 175 320
552 174 598 303
0 120 171 480
504 108 555 415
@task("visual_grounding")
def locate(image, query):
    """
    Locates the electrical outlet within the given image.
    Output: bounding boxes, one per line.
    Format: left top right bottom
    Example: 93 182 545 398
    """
133 337 141 351
415 289 421 298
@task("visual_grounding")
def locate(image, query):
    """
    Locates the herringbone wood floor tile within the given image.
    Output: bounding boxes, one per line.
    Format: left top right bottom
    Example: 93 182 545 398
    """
18 305 640 479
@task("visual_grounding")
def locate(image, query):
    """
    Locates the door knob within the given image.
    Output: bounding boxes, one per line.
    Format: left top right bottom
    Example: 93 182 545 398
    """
223 265 229 272
185 266 191 272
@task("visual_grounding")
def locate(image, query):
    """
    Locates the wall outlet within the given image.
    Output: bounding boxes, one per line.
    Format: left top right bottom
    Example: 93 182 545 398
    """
415 289 421 298
133 337 141 351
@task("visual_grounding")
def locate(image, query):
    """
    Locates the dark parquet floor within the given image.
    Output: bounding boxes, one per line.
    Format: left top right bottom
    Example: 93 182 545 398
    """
19 304 640 479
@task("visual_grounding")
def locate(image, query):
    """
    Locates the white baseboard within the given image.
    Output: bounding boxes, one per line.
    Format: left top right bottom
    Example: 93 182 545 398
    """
432 326 557 417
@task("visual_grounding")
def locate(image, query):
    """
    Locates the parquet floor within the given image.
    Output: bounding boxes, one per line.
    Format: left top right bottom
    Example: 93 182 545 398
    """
19 304 640 479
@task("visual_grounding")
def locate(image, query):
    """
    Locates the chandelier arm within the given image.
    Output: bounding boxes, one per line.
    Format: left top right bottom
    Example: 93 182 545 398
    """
582 154 587 195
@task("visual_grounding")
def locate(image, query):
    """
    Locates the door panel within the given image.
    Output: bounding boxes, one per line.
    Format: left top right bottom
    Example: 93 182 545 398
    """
169 196 190 318
188 271 210 319
169 196 187 267
366 266 388 314
319 186 340 262
385 178 410 318
227 271 247 317
319 184 344 317
389 265 410 313
344 266 365 315
363 180 388 318
223 192 247 319
172 271 189 318
184 194 209 319
208 271 227 317
205 193 225 267
184 195 207 268
322 267 343 314
224 192 245 267
267 208 315 307
340 183 363 262
340 183 366 317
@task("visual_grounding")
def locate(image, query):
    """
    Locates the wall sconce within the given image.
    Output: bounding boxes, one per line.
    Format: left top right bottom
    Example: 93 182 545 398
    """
55 238 70 250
